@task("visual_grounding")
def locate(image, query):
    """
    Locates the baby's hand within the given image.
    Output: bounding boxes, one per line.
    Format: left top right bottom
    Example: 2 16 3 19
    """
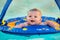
8 24 24 30
46 20 60 30
15 22 28 28
15 24 24 28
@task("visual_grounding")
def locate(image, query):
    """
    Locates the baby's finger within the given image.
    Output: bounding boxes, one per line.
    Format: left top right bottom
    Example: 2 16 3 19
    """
14 25 22 28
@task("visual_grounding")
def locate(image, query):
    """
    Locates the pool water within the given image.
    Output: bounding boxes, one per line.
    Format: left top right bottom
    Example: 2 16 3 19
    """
0 0 60 40
0 31 60 40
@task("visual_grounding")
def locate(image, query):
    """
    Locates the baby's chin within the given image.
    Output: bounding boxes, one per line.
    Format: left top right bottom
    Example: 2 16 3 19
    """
29 22 36 25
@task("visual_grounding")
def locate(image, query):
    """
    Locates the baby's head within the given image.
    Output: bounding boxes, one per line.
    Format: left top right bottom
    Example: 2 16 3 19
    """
27 8 42 25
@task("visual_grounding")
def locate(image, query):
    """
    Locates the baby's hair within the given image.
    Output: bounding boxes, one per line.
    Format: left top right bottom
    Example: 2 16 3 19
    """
29 8 41 12
29 8 42 15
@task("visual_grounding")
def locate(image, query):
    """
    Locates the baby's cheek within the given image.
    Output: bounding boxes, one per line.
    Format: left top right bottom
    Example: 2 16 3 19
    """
27 18 31 22
35 19 40 22
36 18 41 21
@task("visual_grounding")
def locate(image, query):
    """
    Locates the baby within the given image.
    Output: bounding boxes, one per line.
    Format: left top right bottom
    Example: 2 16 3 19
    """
15 8 60 30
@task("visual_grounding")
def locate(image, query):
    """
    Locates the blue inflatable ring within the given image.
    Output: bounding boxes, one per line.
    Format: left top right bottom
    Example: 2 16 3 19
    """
0 16 60 35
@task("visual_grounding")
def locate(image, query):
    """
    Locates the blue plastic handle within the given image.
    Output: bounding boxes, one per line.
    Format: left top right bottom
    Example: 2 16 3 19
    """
55 0 60 9
0 0 12 24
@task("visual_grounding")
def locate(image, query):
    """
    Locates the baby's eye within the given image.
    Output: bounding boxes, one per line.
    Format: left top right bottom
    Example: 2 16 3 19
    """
34 16 37 18
29 16 32 17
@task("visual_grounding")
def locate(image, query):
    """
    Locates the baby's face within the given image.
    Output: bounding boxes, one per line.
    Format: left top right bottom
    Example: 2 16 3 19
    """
27 11 42 25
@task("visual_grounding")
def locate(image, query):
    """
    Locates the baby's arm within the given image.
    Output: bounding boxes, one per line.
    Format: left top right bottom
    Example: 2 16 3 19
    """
15 22 28 28
46 20 60 30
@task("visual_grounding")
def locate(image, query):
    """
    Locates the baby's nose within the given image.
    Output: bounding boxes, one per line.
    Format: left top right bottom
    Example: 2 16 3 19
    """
31 16 35 19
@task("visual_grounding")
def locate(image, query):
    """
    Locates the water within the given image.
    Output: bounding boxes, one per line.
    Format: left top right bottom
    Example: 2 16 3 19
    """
0 31 60 40
0 0 60 40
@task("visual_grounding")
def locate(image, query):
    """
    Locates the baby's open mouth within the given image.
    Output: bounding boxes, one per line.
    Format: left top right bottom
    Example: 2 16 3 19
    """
31 20 35 22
